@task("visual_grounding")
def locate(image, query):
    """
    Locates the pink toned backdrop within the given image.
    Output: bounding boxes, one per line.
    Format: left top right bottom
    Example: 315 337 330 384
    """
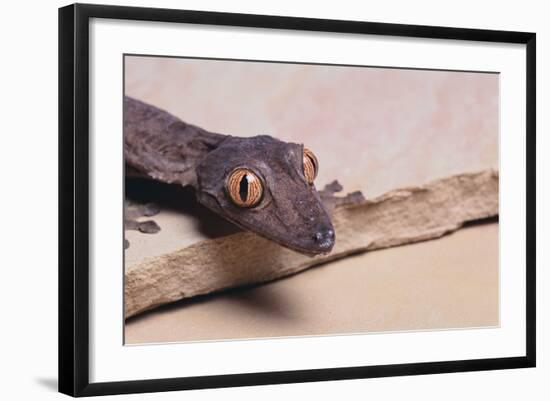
125 56 498 197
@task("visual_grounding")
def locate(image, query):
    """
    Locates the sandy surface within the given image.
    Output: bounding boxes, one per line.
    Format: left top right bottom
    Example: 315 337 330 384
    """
125 222 498 344
124 56 499 343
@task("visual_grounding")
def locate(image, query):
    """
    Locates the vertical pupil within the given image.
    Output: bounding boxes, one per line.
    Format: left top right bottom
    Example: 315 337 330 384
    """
239 174 249 202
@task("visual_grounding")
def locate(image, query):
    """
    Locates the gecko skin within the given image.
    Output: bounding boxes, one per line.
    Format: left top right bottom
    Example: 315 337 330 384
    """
124 96 336 255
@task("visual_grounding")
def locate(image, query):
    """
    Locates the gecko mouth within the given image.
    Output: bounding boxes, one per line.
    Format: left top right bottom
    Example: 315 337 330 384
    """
246 222 336 256
265 233 335 256
209 206 335 256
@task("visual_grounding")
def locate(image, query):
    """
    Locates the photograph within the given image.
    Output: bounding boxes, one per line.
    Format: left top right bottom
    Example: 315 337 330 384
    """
123 55 500 344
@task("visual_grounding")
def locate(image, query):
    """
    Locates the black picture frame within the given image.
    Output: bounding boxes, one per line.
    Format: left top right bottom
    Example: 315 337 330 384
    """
58 3 536 397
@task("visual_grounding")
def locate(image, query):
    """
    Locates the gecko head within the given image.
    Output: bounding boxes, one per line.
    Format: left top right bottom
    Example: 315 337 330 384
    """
195 135 335 255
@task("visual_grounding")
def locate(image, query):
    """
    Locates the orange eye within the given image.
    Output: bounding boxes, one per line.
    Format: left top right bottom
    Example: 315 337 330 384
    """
303 148 318 184
226 168 264 207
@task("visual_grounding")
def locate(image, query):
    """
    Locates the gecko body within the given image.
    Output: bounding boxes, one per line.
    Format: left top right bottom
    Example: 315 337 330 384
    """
124 96 340 255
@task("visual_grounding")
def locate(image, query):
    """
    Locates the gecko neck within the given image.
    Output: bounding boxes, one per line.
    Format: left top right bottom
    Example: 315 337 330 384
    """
124 96 227 187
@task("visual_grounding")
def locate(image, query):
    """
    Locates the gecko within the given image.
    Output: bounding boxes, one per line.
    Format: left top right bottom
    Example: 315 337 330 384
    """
124 96 364 255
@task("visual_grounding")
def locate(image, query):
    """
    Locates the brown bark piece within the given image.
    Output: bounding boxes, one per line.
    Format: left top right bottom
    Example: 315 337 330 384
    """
125 169 498 318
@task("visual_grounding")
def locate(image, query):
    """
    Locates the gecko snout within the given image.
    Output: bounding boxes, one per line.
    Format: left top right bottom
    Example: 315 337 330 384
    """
312 228 335 251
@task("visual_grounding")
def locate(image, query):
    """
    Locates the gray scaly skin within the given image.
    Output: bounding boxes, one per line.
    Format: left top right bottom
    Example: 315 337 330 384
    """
124 96 363 255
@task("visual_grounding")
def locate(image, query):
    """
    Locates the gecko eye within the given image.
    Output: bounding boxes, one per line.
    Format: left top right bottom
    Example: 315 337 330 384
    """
226 168 264 207
303 148 318 184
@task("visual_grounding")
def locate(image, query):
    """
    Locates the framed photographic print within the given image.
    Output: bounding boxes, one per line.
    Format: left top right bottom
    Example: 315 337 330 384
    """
58 3 536 397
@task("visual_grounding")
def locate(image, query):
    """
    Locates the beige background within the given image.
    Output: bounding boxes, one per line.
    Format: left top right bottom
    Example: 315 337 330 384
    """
125 56 498 197
124 56 499 344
